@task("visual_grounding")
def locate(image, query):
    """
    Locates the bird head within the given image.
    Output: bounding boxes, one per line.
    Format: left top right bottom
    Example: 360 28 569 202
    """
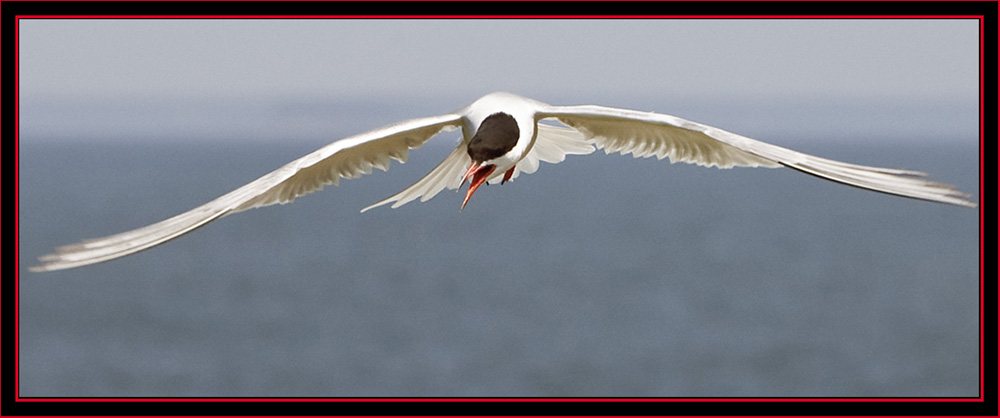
460 112 522 211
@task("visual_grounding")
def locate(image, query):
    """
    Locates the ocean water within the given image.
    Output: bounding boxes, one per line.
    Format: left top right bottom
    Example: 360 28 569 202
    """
17 114 980 397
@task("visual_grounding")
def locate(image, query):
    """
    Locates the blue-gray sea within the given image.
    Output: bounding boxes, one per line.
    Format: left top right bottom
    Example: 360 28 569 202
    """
17 97 981 397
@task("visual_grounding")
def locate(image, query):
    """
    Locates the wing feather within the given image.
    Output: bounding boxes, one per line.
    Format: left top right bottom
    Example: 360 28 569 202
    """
539 105 975 207
361 141 472 212
492 122 595 183
542 105 779 168
31 113 463 272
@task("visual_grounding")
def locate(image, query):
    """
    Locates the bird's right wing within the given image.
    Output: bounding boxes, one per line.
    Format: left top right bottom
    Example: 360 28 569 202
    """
32 113 464 272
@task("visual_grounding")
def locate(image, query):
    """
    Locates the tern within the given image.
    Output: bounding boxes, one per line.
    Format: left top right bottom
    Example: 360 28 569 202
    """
31 92 976 272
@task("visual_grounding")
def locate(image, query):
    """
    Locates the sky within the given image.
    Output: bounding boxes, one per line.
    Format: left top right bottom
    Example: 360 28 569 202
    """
17 18 981 143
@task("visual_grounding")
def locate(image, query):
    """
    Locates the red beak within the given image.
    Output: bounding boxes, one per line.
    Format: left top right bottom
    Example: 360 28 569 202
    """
461 163 496 210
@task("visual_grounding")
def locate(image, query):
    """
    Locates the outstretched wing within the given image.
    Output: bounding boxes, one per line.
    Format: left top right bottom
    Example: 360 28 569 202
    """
32 113 464 272
538 104 975 207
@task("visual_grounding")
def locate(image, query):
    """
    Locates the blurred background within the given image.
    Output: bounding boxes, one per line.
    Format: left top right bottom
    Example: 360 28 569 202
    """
18 18 980 397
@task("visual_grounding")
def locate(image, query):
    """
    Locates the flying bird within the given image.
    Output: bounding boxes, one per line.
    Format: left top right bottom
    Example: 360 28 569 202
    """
31 92 976 272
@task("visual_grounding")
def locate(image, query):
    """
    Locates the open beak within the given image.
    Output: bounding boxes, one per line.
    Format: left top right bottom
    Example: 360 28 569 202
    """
461 162 496 210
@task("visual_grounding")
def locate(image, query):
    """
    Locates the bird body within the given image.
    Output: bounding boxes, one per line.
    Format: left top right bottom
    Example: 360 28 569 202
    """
462 92 543 170
31 92 976 272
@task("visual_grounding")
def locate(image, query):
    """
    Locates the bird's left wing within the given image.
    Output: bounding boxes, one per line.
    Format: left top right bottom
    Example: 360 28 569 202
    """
32 113 463 272
538 104 975 207
491 122 595 184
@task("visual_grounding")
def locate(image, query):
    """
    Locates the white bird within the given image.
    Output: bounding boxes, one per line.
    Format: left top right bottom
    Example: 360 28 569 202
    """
31 92 976 272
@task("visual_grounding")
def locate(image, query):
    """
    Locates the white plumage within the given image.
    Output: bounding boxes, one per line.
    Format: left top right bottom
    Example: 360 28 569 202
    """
31 92 975 272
